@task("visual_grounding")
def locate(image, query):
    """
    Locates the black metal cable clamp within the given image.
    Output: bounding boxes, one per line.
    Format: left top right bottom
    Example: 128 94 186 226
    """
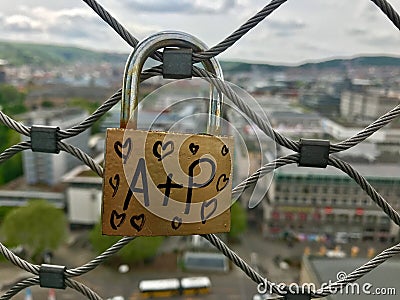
162 48 193 79
298 139 330 168
30 125 60 154
39 264 66 289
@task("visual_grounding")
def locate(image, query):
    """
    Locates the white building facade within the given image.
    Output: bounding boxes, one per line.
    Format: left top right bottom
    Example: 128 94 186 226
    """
19 108 89 186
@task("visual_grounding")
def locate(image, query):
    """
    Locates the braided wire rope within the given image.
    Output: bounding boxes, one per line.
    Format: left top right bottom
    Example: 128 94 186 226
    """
330 104 400 152
0 278 39 300
0 111 30 136
0 142 31 164
81 0 162 61
58 67 163 140
0 243 39 275
0 0 400 299
65 236 136 277
82 0 400 63
193 66 300 152
232 154 299 200
329 156 400 226
65 278 102 300
57 141 103 177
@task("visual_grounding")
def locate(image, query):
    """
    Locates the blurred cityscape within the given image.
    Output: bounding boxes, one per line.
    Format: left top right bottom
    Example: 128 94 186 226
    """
0 42 400 299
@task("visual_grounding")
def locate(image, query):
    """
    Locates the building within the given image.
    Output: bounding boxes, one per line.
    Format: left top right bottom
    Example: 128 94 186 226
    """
340 86 400 123
300 256 400 299
264 164 400 242
18 108 89 186
269 111 324 139
25 84 115 109
0 189 64 208
322 118 400 145
100 105 183 132
0 59 7 83
62 155 102 227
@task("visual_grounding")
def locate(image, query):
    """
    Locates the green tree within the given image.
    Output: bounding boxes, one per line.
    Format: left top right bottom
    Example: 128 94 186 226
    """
0 84 26 184
90 221 164 265
1 200 67 262
0 127 23 184
41 100 55 108
0 84 26 115
0 206 15 224
228 201 247 241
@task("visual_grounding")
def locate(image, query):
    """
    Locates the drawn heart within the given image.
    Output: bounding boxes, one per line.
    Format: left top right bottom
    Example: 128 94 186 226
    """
114 138 132 164
221 144 229 156
109 174 120 197
216 174 229 192
189 142 199 155
130 214 146 232
171 216 183 230
152 140 174 161
201 198 218 224
110 210 126 230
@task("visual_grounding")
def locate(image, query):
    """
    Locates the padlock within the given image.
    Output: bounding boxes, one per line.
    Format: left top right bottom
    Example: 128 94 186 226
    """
102 31 234 236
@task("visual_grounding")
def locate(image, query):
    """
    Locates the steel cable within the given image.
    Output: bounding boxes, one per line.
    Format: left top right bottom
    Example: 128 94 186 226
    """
82 0 400 64
65 278 102 300
371 0 400 30
0 243 39 275
66 236 135 277
58 90 122 139
232 154 299 199
330 104 400 153
81 0 162 61
329 156 400 226
0 142 31 164
202 233 286 295
59 66 162 140
57 141 103 177
0 0 400 298
192 67 300 152
0 111 30 136
315 242 400 297
0 277 39 300
193 0 288 62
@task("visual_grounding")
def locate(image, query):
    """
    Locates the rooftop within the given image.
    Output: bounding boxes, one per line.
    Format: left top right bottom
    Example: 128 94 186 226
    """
16 107 86 124
269 111 321 120
276 163 400 179
308 256 400 299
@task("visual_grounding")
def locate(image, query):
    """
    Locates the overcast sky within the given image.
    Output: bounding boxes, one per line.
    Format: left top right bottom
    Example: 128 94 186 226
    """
0 0 400 64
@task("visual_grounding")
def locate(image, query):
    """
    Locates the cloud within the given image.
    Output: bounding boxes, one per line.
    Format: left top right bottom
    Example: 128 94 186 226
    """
0 4 164 53
0 0 399 64
359 31 400 47
347 27 369 37
356 2 380 21
347 23 400 48
0 6 117 50
0 7 96 36
266 18 306 36
3 14 43 32
268 19 305 30
124 0 235 14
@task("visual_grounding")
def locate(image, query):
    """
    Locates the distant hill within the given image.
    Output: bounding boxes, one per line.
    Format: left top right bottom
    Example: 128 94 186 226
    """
221 56 400 74
220 61 286 73
1 40 400 72
297 56 400 70
0 41 126 67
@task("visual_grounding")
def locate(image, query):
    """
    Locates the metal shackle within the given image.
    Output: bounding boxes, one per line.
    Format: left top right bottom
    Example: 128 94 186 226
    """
121 31 224 134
